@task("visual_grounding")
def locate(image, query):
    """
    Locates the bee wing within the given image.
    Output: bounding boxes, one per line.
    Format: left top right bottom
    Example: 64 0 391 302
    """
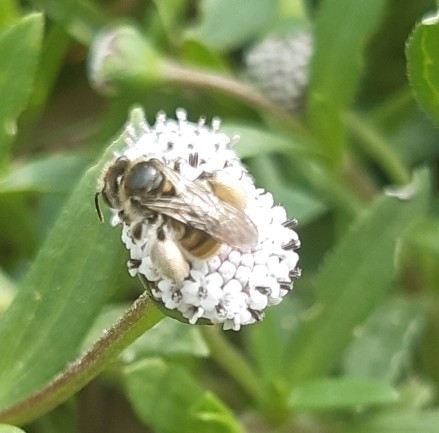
137 161 258 249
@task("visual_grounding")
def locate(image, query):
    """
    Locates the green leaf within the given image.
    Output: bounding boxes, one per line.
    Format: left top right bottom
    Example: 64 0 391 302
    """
0 195 38 269
285 168 430 385
406 14 439 126
244 298 303 384
387 109 439 166
25 24 71 122
288 378 398 410
307 0 386 160
187 0 276 51
0 425 26 433
151 0 187 43
274 186 327 225
83 308 209 361
396 379 435 410
0 14 43 166
125 359 243 433
0 117 131 409
181 39 230 71
28 0 106 45
190 392 245 433
245 154 327 224
30 401 78 433
0 153 89 194
123 319 209 360
124 358 204 433
221 123 318 160
342 298 424 383
410 217 439 257
0 1 19 29
349 410 439 433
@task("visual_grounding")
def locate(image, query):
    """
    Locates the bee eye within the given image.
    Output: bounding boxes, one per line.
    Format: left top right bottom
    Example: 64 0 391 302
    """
125 162 163 193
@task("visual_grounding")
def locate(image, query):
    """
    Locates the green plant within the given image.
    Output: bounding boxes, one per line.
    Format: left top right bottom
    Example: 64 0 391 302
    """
1 1 439 432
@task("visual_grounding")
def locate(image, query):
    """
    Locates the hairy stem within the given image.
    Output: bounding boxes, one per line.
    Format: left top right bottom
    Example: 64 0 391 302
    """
0 293 163 425
163 62 313 141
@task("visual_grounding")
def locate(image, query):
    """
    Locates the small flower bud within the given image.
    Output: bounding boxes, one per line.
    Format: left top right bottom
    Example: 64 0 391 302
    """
88 25 164 95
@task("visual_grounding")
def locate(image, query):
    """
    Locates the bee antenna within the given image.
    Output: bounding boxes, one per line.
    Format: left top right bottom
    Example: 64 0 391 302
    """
95 192 104 222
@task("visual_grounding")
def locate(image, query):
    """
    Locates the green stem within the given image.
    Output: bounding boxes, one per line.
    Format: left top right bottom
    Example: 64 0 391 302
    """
306 158 366 213
0 293 163 425
200 326 267 409
345 111 411 185
162 62 315 142
369 87 413 126
341 154 377 202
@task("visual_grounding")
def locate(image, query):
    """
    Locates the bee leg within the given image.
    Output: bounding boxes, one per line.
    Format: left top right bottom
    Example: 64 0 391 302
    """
172 158 186 173
196 171 248 211
149 226 190 282
130 222 144 242
118 210 128 223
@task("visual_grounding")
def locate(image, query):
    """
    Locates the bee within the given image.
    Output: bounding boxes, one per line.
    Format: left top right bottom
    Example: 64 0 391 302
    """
96 156 258 281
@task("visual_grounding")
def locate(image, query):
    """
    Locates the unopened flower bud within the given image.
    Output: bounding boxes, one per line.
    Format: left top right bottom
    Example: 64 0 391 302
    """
88 25 164 95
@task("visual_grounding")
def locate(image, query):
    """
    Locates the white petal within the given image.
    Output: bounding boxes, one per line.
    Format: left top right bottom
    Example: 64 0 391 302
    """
248 288 268 310
270 205 287 224
251 264 268 282
240 253 255 268
188 307 205 324
254 251 269 265
205 272 224 289
218 261 237 283
222 279 243 295
235 265 252 285
282 252 300 270
191 259 209 275
228 250 242 267
207 255 221 273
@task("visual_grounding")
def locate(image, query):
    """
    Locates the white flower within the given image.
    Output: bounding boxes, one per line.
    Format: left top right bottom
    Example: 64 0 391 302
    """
99 108 301 330
244 30 313 111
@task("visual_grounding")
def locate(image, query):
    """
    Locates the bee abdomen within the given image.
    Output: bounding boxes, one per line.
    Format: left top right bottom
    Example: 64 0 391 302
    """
180 226 221 259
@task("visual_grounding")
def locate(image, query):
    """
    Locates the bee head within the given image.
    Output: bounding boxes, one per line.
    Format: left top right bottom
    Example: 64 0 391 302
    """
95 156 130 221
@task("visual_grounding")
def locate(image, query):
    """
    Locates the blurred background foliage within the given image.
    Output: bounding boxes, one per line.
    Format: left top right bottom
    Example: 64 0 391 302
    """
1 0 439 432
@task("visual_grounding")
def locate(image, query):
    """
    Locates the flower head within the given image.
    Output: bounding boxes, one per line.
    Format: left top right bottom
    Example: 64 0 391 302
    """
244 30 313 112
98 107 300 330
